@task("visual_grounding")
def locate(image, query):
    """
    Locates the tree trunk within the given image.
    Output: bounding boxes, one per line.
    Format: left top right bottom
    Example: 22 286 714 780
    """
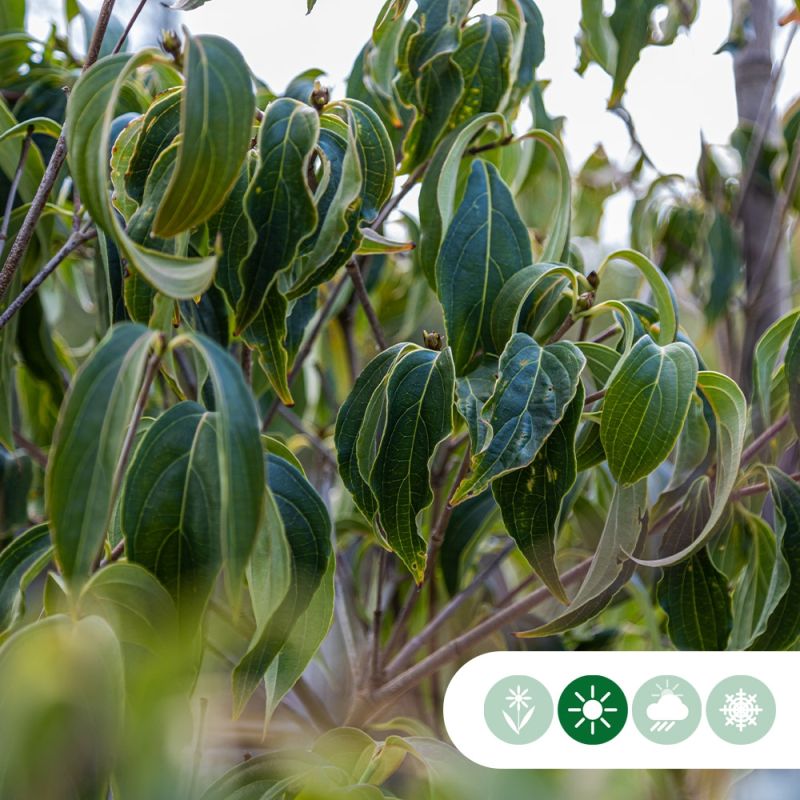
734 0 786 394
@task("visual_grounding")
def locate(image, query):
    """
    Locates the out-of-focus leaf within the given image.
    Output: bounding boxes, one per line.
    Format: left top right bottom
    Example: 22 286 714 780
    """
46 324 159 588
436 160 532 374
493 384 584 602
0 446 32 534
0 523 52 636
452 334 584 503
784 315 800 435
0 0 25 32
601 334 697 486
79 4 127 59
706 211 742 323
658 478 732 650
153 31 255 237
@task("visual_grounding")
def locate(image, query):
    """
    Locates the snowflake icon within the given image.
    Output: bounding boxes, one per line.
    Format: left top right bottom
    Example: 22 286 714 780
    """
720 688 763 733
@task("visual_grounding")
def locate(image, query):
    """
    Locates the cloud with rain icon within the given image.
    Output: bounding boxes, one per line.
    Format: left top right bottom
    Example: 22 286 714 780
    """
646 686 689 733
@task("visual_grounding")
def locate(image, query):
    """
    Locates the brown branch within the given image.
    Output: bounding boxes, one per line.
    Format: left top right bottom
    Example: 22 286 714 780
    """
348 557 593 724
740 413 789 467
112 0 148 55
384 542 514 676
12 430 47 469
0 228 97 331
0 0 119 302
371 161 427 230
275 405 336 469
583 388 606 406
0 130 33 259
346 258 387 351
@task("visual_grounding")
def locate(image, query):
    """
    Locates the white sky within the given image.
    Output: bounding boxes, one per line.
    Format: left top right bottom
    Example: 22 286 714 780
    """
32 0 800 242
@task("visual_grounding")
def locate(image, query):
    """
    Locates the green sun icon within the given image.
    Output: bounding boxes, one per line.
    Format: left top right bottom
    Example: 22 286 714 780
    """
558 675 628 744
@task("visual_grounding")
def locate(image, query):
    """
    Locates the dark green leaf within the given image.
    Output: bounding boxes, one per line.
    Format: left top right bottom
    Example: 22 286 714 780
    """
601 334 697 486
233 455 332 716
369 347 456 580
750 468 800 650
785 315 800 435
436 160 532 374
153 31 255 237
452 333 585 503
657 478 732 650
122 402 221 627
0 523 52 635
493 383 584 602
235 98 319 331
46 324 159 588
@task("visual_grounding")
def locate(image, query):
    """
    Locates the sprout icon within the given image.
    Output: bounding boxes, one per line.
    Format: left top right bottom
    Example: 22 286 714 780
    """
646 680 689 733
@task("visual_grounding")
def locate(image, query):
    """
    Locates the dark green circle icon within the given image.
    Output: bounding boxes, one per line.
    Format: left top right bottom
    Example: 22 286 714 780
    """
483 675 554 744
558 675 628 744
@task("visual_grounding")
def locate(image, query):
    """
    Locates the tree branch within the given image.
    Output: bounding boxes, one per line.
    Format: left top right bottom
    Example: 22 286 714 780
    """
0 228 97 331
0 130 33 260
346 258 387 351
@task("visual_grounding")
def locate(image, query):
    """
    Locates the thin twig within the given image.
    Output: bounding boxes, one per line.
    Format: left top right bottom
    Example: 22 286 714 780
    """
0 228 97 331
385 542 514 676
383 449 471 659
261 273 348 431
12 430 47 468
583 388 606 406
731 471 800 501
371 161 427 230
546 314 575 344
0 0 118 302
740 413 789 466
346 258 388 350
0 130 33 259
348 557 593 724
112 0 148 54
591 324 620 344
369 549 390 685
275 405 336 468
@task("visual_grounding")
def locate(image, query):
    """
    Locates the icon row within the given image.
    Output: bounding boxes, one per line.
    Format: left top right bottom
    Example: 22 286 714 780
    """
484 674 775 746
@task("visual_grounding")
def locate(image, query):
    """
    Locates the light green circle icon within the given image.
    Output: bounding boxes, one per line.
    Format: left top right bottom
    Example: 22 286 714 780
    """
632 675 701 745
706 676 776 745
558 675 628 744
483 675 553 745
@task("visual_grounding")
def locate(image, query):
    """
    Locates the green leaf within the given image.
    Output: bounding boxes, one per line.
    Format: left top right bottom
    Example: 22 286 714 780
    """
369 347 456 580
706 211 742 322
749 468 800 650
65 52 217 298
170 333 265 606
635 371 747 567
608 0 659 107
125 87 182 205
0 523 52 636
417 113 508 289
264 553 334 718
0 0 24 31
785 315 800 435
450 15 512 128
596 249 678 346
657 478 732 650
752 309 800 431
152 31 254 236
77 562 178 656
335 343 414 520
122 402 222 627
46 324 159 588
233 455 332 717
601 334 697 486
518 479 648 637
287 112 362 300
455 355 497 453
452 333 585 504
235 98 319 331
0 116 61 148
436 160 532 374
728 510 782 649
493 383 583 603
